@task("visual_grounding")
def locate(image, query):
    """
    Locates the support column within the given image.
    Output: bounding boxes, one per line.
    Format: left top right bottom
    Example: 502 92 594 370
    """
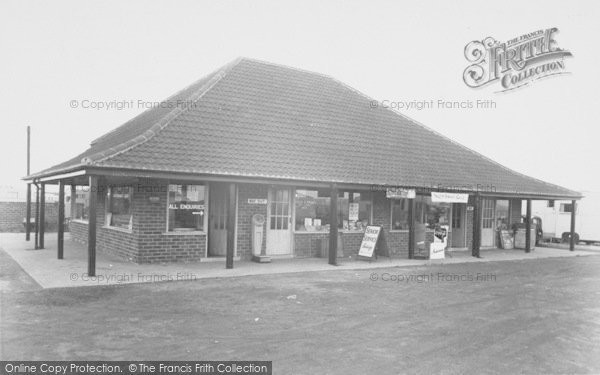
25 183 31 241
328 184 338 265
570 199 576 251
70 184 77 219
88 176 98 276
225 183 236 269
408 198 415 259
34 184 39 249
39 183 45 249
525 199 532 253
472 195 481 258
58 180 65 259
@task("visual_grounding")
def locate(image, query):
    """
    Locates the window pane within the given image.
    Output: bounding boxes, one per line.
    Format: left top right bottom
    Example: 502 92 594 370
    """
416 195 450 229
294 189 330 232
167 184 205 231
108 186 132 229
391 199 409 230
340 191 371 231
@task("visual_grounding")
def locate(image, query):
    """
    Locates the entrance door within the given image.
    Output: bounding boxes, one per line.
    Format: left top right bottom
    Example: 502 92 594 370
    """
208 185 228 256
451 203 466 248
266 188 292 255
481 199 495 247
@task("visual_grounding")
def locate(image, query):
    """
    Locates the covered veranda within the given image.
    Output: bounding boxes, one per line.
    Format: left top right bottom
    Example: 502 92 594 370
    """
3 232 595 289
23 167 582 278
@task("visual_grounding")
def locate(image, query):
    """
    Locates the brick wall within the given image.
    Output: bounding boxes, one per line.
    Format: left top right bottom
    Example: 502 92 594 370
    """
466 207 474 251
134 180 206 263
70 180 207 263
0 201 59 232
294 233 329 258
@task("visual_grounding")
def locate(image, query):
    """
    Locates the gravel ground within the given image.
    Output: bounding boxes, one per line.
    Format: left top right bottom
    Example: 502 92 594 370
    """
1 248 599 374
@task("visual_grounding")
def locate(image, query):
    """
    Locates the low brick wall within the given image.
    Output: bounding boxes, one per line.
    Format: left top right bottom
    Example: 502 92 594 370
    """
0 201 59 232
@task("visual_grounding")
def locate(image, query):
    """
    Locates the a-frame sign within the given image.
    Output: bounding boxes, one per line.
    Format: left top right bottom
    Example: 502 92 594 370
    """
357 225 390 261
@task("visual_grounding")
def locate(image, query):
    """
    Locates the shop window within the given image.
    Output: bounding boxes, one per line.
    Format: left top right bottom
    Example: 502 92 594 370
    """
74 191 89 221
293 190 372 232
294 190 330 232
168 184 205 231
415 195 450 229
391 199 409 230
106 186 133 229
560 203 573 213
338 191 372 231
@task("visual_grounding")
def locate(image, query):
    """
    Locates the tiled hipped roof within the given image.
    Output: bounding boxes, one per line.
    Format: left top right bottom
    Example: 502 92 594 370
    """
28 58 580 198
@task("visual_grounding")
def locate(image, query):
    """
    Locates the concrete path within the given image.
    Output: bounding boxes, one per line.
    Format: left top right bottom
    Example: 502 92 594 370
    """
1 233 598 289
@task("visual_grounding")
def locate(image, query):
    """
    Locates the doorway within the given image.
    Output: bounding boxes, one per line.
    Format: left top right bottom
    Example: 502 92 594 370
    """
208 184 228 256
481 199 495 247
266 187 292 256
451 203 467 248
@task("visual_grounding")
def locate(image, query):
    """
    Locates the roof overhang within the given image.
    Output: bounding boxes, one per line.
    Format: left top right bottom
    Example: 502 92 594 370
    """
22 165 583 200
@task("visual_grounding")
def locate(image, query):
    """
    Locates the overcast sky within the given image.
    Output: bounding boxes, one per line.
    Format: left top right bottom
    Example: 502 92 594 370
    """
1 0 599 196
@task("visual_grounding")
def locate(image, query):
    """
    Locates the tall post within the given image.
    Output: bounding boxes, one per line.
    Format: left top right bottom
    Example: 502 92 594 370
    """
26 126 31 241
328 184 339 265
58 180 65 259
34 184 39 249
88 176 98 276
225 183 236 269
71 184 77 219
525 199 532 253
408 198 415 259
26 183 31 241
570 199 576 251
472 195 481 258
39 183 45 249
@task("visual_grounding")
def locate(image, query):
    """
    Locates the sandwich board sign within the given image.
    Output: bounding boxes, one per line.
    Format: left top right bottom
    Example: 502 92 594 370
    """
429 225 448 260
358 226 390 261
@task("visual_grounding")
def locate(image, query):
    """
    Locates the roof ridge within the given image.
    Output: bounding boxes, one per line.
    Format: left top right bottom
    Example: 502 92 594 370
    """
238 57 341 82
82 58 243 166
325 75 578 196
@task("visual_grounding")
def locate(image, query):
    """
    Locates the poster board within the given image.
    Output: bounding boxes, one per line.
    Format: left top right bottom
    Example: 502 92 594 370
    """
429 225 448 260
349 203 359 221
499 230 514 249
358 226 390 261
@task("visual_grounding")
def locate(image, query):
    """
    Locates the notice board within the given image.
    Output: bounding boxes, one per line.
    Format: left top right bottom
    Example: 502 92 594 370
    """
358 226 390 260
499 230 514 249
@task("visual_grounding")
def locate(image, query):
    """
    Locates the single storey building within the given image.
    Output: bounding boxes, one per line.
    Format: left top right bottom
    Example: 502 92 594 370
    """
24 58 582 275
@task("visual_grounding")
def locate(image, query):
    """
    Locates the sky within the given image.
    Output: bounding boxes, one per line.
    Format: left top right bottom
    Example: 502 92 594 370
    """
1 0 599 197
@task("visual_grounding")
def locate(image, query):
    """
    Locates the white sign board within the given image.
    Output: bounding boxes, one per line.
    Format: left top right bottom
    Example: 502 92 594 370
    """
386 188 416 199
248 199 268 204
431 192 469 203
429 225 448 259
349 203 359 221
358 226 382 258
